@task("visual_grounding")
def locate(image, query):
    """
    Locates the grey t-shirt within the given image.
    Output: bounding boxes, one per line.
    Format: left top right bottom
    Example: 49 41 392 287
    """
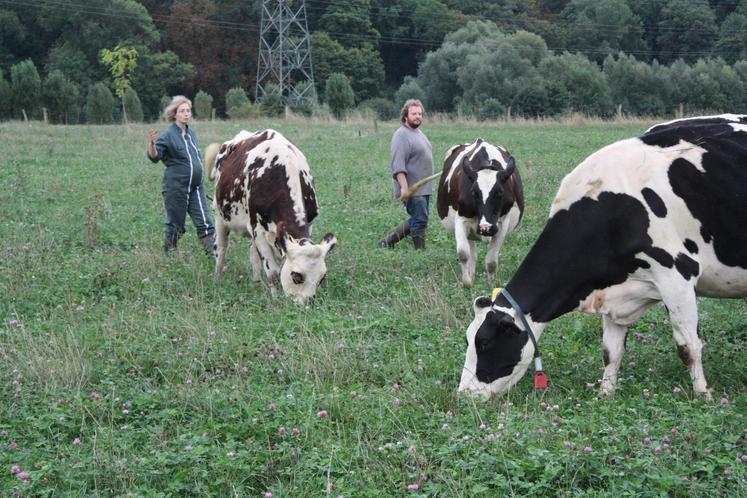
390 125 434 198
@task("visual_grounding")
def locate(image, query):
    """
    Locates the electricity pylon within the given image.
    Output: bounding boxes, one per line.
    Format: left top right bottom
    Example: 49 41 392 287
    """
255 0 316 106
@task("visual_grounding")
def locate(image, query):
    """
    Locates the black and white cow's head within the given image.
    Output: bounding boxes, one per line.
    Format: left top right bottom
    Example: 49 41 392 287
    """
461 145 516 237
458 296 536 398
276 222 337 306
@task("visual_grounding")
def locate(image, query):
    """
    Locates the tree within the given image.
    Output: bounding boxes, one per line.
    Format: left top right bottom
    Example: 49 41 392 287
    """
325 73 354 119
123 87 144 122
0 8 26 68
657 0 717 63
715 13 747 63
100 45 138 122
561 0 647 64
319 0 379 49
42 70 80 124
194 90 213 120
10 59 41 120
538 52 613 117
132 50 192 122
394 76 425 105
603 53 667 116
86 82 115 124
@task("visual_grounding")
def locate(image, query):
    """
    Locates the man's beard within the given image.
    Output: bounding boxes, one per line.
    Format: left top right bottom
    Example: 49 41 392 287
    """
408 120 420 129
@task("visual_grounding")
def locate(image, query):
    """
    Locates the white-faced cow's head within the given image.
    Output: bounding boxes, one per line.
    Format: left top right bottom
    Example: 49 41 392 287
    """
461 146 516 237
458 296 536 398
276 224 337 305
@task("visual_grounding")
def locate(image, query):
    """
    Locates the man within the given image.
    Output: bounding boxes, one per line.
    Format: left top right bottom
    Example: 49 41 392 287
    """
378 99 434 250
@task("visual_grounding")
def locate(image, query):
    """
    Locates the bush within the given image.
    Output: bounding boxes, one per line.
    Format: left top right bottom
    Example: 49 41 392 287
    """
0 70 11 120
42 70 80 124
287 81 315 117
123 87 144 123
259 84 285 117
325 73 354 119
358 97 398 120
394 76 426 106
193 90 213 120
477 98 506 121
86 82 114 124
228 101 261 119
10 59 41 120
225 87 250 118
159 95 171 118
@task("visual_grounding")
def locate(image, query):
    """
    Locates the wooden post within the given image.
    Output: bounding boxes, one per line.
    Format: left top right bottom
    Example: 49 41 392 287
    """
211 108 216 121
617 104 622 120
43 107 48 124
21 109 28 122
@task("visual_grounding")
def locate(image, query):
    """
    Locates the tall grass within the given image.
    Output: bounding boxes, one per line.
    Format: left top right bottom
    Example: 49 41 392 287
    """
1 118 745 496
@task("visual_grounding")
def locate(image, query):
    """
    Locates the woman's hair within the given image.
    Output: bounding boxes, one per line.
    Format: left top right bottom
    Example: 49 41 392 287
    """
400 99 424 123
163 95 192 122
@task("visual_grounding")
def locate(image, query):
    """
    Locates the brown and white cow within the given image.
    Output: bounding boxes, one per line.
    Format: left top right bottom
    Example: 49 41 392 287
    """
459 115 747 400
205 129 336 305
437 139 524 287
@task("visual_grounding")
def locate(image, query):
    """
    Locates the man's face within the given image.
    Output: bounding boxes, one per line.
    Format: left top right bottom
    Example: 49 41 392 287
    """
405 106 423 129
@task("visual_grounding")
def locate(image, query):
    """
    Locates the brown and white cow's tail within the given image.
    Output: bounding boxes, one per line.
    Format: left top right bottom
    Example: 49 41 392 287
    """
204 143 221 181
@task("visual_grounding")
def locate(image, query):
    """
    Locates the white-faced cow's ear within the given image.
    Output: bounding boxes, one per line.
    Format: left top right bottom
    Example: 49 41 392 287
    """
319 232 337 255
500 157 516 183
473 296 493 312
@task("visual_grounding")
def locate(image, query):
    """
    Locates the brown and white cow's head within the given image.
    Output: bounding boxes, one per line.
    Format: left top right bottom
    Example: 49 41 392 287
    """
458 296 537 398
276 223 337 306
461 145 516 237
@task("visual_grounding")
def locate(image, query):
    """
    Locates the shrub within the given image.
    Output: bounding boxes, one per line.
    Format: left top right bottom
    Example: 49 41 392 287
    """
259 84 285 117
358 97 398 120
193 90 213 120
394 76 425 106
0 70 11 120
325 73 354 119
43 70 80 124
123 87 144 122
86 82 114 124
228 101 261 119
287 81 315 117
225 87 250 118
10 59 41 120
477 98 506 121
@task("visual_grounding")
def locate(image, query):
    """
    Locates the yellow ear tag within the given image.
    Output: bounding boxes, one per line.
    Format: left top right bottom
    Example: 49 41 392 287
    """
491 287 502 301
288 235 297 245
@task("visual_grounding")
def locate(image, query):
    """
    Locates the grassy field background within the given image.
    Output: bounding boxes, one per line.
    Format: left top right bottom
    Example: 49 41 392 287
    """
1 118 745 496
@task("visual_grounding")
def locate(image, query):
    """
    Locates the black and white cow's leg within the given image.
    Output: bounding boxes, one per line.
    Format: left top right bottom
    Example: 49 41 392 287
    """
662 286 711 399
455 219 476 287
600 315 628 396
213 221 230 276
485 228 507 277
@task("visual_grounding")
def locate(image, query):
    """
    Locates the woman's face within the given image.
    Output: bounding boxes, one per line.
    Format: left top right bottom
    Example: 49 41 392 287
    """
175 102 192 126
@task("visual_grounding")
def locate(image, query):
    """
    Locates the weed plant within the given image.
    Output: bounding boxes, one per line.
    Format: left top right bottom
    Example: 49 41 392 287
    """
1 119 745 496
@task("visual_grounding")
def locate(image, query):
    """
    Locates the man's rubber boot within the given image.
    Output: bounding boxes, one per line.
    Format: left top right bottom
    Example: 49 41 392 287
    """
412 228 426 250
200 233 215 254
164 233 178 253
378 221 410 248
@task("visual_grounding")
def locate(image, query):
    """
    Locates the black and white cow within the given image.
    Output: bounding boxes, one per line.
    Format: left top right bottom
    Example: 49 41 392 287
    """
205 129 336 305
459 115 747 399
437 139 524 287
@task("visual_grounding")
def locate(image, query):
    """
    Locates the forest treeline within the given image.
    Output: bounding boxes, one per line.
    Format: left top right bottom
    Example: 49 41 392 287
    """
2 0 747 123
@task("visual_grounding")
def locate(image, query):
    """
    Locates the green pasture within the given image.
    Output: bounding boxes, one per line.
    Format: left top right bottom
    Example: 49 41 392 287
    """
1 118 745 496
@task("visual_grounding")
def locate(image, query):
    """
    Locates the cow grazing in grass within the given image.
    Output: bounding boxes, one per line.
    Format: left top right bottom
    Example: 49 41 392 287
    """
205 129 336 305
437 139 524 287
459 115 747 399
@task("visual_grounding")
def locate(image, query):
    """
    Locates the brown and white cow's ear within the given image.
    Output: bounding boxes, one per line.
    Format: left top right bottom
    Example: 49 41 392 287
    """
473 296 493 312
319 232 337 255
275 221 289 253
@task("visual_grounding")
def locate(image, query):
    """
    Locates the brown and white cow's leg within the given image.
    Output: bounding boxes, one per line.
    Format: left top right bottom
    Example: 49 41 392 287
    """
455 219 476 287
213 221 230 276
249 243 262 282
485 229 507 277
662 286 711 399
253 231 282 292
599 315 628 396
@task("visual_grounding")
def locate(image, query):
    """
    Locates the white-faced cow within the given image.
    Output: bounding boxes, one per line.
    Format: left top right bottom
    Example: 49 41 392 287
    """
205 129 336 305
437 139 524 287
459 115 747 400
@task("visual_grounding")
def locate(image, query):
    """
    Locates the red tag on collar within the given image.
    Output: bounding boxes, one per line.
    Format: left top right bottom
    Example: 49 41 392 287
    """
534 371 548 389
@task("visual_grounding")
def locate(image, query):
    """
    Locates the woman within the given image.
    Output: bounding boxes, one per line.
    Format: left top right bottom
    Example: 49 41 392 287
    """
147 95 215 253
